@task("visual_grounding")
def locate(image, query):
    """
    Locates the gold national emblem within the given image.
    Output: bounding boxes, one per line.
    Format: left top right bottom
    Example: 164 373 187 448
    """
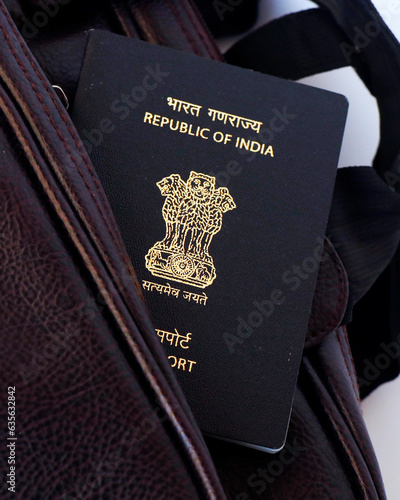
145 171 236 288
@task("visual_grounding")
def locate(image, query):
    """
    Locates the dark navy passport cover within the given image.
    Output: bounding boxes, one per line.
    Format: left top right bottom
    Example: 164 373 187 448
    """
71 30 348 452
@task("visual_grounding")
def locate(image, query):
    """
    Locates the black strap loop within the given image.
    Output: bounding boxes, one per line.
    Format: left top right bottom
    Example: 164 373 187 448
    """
228 1 400 186
226 1 400 392
226 9 349 80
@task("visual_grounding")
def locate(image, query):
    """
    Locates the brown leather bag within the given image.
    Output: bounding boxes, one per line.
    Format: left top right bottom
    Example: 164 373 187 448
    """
0 1 391 498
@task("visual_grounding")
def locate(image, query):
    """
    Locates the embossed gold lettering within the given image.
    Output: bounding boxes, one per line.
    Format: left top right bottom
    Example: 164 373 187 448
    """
177 358 186 370
187 360 196 372
143 112 210 140
167 356 197 372
144 112 153 123
168 355 177 367
236 137 274 157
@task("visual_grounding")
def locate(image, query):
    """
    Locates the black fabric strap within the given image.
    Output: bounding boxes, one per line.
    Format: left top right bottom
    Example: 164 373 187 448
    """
228 1 400 185
328 167 400 321
225 1 400 393
226 8 349 80
316 0 400 187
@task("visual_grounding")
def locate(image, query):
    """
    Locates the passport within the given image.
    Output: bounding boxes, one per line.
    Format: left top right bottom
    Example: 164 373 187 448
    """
71 30 348 452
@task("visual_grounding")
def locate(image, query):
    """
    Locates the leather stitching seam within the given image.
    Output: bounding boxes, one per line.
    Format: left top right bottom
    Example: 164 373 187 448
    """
0 81 218 500
309 358 370 498
182 0 220 58
166 0 201 56
314 245 348 341
340 326 361 404
0 3 145 322
337 328 359 401
0 3 122 258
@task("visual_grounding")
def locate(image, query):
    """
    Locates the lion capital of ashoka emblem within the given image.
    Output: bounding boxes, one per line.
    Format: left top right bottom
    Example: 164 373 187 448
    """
145 171 236 288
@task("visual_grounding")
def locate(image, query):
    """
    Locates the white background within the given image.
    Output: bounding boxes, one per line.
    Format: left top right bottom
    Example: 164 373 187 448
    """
218 2 400 498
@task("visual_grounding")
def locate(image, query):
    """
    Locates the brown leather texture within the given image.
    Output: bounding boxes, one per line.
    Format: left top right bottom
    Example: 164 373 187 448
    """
0 1 225 498
209 327 385 500
0 0 386 499
306 237 349 349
